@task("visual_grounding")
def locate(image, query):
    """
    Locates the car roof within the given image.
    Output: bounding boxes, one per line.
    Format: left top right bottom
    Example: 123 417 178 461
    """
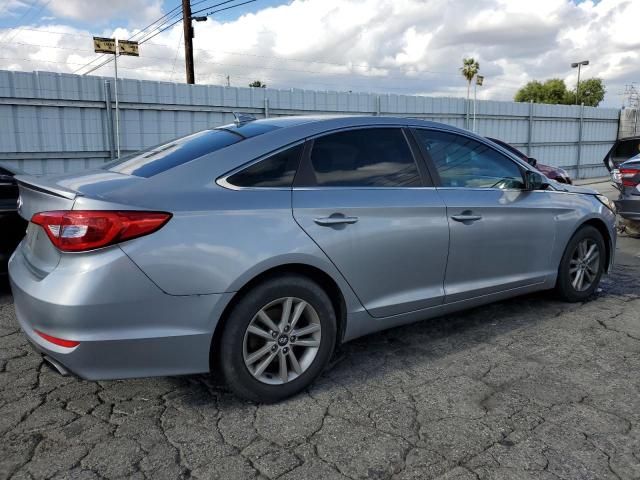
231 114 470 134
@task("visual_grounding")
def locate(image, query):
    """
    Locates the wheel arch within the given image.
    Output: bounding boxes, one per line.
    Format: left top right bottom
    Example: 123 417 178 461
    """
209 263 348 372
576 217 614 272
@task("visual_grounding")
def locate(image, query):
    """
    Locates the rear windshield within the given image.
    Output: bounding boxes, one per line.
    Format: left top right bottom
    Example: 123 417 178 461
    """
107 129 242 178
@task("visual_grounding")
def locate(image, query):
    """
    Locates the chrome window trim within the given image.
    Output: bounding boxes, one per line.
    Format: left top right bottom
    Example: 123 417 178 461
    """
291 186 438 191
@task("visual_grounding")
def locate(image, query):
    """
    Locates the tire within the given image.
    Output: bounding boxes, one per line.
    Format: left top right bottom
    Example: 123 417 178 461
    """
219 275 337 403
555 225 606 302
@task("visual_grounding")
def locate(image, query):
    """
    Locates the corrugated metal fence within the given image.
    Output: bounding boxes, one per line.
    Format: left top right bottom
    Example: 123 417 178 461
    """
0 70 619 179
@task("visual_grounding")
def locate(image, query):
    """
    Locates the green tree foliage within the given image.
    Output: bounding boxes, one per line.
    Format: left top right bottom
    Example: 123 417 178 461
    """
249 80 267 88
514 78 605 107
577 78 606 107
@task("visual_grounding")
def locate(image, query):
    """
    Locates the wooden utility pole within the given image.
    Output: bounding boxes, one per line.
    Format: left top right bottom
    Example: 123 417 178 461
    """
182 0 195 84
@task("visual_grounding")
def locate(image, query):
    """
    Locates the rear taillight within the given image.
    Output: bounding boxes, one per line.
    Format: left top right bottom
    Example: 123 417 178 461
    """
31 210 172 252
620 168 640 187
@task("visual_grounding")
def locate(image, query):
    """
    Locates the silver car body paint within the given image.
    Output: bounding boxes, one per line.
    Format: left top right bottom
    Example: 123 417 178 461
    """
9 116 616 380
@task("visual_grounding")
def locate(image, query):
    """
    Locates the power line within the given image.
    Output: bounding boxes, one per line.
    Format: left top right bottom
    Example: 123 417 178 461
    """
3 41 465 89
191 0 250 16
169 30 184 82
79 16 185 75
0 0 53 43
3 28 459 78
71 3 184 74
81 0 260 77
196 0 257 16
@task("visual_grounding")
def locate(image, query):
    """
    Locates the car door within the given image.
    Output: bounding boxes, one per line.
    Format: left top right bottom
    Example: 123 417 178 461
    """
292 127 449 318
411 129 557 303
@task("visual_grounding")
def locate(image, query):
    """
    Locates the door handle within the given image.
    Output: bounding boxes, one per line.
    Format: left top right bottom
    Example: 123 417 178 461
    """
314 216 359 226
451 214 482 222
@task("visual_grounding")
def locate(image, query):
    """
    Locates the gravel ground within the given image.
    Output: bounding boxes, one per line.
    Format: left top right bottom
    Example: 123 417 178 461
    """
1 186 639 480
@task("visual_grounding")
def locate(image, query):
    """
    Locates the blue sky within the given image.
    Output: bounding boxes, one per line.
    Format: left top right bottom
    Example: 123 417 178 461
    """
0 0 288 30
0 0 635 106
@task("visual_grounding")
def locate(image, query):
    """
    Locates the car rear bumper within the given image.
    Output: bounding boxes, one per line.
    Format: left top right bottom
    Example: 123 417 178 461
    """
8 243 231 380
616 198 640 221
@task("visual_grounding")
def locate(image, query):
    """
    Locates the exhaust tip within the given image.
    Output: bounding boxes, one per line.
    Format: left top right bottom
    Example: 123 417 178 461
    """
42 355 69 376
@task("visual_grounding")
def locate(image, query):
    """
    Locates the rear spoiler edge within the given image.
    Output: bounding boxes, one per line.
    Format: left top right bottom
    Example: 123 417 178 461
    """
15 175 79 201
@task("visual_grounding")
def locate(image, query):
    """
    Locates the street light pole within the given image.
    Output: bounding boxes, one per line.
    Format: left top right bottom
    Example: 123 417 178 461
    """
571 60 589 105
114 39 120 158
473 75 484 133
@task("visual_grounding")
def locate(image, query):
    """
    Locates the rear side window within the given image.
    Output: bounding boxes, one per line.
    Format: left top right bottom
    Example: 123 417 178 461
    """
226 144 303 188
108 130 241 178
306 128 421 187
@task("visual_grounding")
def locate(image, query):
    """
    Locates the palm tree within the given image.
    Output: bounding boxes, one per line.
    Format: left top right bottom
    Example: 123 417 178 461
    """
461 57 480 98
460 57 479 127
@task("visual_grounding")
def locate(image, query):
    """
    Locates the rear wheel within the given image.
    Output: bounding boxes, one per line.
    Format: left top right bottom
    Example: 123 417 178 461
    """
219 275 336 402
555 226 605 302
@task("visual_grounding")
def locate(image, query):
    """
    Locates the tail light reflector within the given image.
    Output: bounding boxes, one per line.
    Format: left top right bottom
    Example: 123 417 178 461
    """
34 329 80 348
620 167 640 187
31 210 172 252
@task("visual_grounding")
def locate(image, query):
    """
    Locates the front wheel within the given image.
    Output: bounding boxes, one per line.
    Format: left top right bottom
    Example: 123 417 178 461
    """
219 275 337 403
555 225 606 302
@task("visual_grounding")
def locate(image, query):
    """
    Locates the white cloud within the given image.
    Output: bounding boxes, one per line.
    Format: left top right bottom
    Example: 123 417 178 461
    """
47 0 163 24
3 0 640 106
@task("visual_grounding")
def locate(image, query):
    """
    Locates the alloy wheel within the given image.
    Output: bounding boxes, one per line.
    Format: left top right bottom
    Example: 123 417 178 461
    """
242 297 322 385
569 238 601 292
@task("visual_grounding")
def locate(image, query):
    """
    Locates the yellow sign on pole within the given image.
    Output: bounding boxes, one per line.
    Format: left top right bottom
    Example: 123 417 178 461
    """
93 37 116 54
118 40 139 57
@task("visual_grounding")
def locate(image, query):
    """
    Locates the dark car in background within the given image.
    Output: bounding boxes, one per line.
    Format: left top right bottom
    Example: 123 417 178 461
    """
604 138 640 232
487 137 573 184
0 165 27 274
612 156 640 224
603 136 640 172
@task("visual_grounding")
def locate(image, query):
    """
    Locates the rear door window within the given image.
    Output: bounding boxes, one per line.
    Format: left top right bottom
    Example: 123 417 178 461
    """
304 128 422 187
108 129 241 178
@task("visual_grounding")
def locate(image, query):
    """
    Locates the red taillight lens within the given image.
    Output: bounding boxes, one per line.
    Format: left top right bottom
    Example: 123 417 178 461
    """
620 168 640 187
34 329 80 348
31 210 172 252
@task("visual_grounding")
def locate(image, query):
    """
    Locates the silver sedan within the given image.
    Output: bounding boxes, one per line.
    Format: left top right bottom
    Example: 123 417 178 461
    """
9 116 616 402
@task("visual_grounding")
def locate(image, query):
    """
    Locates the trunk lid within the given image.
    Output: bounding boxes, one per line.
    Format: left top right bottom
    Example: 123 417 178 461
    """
15 176 77 276
14 170 145 277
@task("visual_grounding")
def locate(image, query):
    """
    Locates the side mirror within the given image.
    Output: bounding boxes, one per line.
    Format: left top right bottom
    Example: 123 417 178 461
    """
527 157 538 167
525 170 549 191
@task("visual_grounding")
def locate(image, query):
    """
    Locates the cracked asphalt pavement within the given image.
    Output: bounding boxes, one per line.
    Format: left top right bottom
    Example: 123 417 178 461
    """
1 192 639 479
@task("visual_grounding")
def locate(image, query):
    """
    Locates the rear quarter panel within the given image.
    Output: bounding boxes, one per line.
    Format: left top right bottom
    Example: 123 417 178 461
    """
118 187 365 314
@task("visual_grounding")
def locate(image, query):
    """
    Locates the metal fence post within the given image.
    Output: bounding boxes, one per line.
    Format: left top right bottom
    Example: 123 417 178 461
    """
527 100 533 156
576 103 584 179
264 96 269 118
103 80 116 160
375 94 381 116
